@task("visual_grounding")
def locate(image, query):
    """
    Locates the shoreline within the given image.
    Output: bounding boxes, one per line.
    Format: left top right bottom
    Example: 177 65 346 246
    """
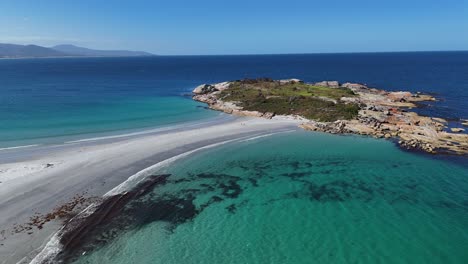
0 115 301 264
0 105 224 151
1 78 466 263
31 131 298 263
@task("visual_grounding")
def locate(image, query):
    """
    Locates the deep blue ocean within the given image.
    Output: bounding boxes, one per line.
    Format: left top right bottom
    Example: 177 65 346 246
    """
1 52 468 264
1 51 467 147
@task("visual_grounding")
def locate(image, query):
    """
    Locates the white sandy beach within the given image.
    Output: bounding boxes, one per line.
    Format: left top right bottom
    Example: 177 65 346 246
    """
0 116 301 264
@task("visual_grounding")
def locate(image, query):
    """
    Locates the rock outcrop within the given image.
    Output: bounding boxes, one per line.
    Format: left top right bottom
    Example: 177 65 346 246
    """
279 78 302 84
193 84 218 95
314 80 340 88
193 79 468 155
341 82 367 89
451 128 465 133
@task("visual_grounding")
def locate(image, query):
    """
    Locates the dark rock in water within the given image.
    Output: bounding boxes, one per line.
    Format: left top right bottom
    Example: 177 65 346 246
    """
55 174 171 263
196 105 211 110
450 128 465 133
51 170 254 263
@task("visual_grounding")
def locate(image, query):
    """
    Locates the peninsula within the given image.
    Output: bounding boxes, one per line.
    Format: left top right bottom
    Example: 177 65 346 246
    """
193 78 468 155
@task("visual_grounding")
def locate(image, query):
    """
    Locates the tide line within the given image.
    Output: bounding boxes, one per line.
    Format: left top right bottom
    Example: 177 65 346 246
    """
29 131 276 264
0 144 40 151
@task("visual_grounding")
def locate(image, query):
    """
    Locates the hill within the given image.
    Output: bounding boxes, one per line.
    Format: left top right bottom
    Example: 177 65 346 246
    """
51 44 153 57
0 43 67 58
0 43 154 58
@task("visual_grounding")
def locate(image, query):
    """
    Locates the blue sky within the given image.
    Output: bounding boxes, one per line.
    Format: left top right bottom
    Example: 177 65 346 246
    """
0 0 467 55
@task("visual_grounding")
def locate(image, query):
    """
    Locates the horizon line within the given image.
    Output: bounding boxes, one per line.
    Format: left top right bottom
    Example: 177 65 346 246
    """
160 49 468 56
2 42 467 56
1 49 467 60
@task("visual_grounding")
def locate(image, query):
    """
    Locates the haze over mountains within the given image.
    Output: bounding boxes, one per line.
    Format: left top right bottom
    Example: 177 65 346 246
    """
0 43 154 58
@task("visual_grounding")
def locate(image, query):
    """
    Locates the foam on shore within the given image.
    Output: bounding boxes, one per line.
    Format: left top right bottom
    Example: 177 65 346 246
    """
28 131 284 264
0 144 41 151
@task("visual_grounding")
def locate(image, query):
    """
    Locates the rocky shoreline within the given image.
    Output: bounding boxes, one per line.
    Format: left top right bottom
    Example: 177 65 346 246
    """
193 79 468 155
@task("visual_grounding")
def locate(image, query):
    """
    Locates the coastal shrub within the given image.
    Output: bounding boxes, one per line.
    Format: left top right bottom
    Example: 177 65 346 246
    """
242 97 359 121
219 80 358 121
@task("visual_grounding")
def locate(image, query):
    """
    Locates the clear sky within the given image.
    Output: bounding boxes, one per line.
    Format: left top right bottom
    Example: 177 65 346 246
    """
0 0 467 55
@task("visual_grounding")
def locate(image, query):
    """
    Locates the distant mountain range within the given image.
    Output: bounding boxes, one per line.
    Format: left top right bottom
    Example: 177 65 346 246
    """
0 43 154 58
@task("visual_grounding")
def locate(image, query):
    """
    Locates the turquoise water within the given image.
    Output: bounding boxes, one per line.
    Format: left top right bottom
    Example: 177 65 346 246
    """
1 52 468 147
2 53 467 263
71 132 468 264
0 96 216 147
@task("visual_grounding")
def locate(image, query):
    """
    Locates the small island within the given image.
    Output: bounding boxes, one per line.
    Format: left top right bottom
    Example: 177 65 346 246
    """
193 78 468 155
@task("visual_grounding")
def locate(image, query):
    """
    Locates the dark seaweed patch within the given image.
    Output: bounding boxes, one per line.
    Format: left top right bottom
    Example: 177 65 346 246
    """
52 158 456 263
200 183 216 191
210 195 223 202
197 173 241 181
135 196 198 227
225 200 249 213
290 161 301 170
248 178 259 187
199 195 225 211
52 171 251 263
281 172 311 179
226 204 237 213
283 179 376 202
431 200 468 210
220 180 242 198
180 188 202 194
171 178 193 184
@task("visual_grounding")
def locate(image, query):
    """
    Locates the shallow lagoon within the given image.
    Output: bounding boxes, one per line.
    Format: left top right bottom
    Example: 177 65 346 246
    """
71 131 468 264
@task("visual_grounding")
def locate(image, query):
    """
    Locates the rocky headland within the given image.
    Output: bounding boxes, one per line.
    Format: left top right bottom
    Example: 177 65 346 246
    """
193 78 468 155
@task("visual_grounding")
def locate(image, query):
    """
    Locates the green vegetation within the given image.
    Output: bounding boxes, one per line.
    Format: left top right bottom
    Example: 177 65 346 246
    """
222 79 356 100
219 79 359 122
